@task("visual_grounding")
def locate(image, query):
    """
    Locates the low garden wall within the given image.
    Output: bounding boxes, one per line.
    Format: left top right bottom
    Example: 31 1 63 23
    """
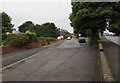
1 39 60 54
25 42 41 49
1 46 27 54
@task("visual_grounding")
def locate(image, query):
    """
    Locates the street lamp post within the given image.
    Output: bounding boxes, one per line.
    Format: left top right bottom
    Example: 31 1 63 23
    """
106 18 111 28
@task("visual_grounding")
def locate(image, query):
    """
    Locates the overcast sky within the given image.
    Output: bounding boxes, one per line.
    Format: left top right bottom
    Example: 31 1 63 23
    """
1 0 73 33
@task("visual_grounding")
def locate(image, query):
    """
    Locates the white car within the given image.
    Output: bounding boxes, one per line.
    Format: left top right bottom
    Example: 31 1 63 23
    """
57 36 64 39
67 36 71 40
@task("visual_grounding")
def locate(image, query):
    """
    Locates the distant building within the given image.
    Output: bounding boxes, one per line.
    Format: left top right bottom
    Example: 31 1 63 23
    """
12 28 20 33
6 28 20 34
12 28 16 33
58 28 71 37
103 29 115 36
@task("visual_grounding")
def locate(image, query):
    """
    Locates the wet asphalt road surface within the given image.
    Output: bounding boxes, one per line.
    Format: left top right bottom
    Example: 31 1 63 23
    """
101 37 120 80
2 40 64 67
2 47 48 67
3 38 100 81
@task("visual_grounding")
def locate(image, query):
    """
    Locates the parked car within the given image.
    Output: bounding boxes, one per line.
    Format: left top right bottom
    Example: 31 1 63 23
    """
57 36 64 40
78 37 86 43
67 36 72 40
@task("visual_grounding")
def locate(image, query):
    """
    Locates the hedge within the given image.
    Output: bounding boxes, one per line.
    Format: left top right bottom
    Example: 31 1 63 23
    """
38 37 56 42
25 32 37 43
3 33 29 47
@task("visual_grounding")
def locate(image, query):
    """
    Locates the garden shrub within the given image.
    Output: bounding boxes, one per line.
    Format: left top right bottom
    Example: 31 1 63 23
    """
46 37 56 42
2 33 7 40
85 37 91 44
63 35 67 39
4 33 29 47
25 31 37 43
38 37 56 42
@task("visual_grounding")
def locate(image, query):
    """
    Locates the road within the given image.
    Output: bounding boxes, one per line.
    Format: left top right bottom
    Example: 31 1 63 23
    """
2 47 48 67
101 37 119 80
2 40 64 67
2 38 100 81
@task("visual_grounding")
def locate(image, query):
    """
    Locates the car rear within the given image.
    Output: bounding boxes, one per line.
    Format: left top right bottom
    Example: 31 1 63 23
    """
78 37 86 43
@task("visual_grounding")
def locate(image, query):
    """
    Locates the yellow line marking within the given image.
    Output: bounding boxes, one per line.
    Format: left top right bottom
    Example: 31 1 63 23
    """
0 48 49 71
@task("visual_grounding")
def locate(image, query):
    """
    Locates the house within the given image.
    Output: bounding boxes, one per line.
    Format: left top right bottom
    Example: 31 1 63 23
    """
103 29 115 36
6 28 20 34
58 28 71 37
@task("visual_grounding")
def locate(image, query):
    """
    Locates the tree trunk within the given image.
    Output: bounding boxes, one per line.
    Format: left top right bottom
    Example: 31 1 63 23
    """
90 29 99 45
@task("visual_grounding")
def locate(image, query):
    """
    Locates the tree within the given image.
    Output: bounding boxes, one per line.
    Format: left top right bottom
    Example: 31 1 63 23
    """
69 2 120 44
18 21 60 38
1 12 14 33
34 22 60 38
41 22 60 37
34 24 43 37
18 21 35 32
109 21 120 36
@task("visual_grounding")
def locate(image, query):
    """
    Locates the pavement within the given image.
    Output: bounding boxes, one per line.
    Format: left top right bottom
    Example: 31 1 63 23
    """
105 36 120 46
2 38 100 81
101 37 119 81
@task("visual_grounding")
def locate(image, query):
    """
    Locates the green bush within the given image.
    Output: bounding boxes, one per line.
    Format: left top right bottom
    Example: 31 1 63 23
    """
85 37 91 44
25 32 37 43
38 37 56 42
2 33 7 40
4 33 29 47
46 37 56 42
63 35 68 39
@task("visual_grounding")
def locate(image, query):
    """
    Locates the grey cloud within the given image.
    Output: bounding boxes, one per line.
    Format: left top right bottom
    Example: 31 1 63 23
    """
2 1 73 33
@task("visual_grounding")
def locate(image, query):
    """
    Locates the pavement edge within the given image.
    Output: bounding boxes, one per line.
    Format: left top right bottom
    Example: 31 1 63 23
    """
98 41 115 81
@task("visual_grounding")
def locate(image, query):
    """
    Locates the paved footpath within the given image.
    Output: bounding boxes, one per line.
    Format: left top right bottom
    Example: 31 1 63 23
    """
101 37 119 81
2 38 100 81
105 36 120 46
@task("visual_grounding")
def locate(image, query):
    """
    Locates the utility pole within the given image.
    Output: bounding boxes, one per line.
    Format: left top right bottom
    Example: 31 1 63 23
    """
106 18 110 29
